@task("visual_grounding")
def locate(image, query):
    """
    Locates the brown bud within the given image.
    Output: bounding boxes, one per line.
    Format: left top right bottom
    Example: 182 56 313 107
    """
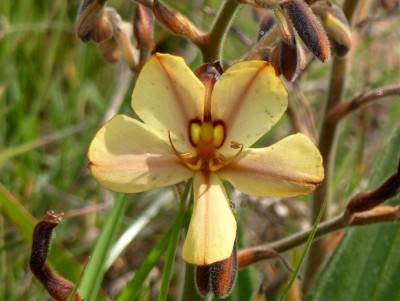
30 211 84 301
211 245 238 298
380 0 399 12
281 0 330 62
194 241 237 298
274 6 295 47
346 159 400 215
258 10 276 41
76 0 114 43
152 0 208 46
280 39 299 81
134 4 155 51
350 206 400 226
312 2 352 57
98 37 123 63
194 265 211 297
269 42 282 75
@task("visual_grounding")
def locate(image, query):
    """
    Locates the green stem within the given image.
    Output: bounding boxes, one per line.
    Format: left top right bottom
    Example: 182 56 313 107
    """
200 0 240 63
158 180 192 301
302 0 366 295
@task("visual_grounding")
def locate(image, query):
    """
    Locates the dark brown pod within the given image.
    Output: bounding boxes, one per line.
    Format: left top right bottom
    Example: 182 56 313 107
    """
281 0 330 62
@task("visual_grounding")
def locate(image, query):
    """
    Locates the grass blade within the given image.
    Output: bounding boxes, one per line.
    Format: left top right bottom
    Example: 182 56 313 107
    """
158 180 192 301
78 193 128 300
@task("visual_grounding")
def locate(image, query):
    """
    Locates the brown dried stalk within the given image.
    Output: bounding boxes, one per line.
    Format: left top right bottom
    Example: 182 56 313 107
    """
328 85 400 123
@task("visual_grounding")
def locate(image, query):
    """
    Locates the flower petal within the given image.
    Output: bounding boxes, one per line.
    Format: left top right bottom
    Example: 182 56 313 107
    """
211 61 287 152
132 53 205 150
217 134 324 197
182 172 237 266
88 114 194 193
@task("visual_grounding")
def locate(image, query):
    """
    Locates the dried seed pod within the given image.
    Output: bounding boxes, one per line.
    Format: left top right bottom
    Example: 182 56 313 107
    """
134 4 155 51
152 0 208 46
194 241 237 298
30 211 84 301
280 0 330 62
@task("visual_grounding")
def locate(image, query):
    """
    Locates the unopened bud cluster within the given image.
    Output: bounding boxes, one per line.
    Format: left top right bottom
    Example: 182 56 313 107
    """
250 0 352 81
76 0 139 69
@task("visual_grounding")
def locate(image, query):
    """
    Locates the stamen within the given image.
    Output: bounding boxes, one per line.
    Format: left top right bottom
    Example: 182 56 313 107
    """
209 142 243 172
168 131 202 171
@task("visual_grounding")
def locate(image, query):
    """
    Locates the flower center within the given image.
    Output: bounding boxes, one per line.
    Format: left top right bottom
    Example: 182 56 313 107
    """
168 119 243 172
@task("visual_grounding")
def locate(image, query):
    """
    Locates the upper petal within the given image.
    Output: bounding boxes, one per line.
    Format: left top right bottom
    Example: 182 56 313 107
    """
132 53 205 150
88 114 194 193
182 172 237 266
217 133 324 197
211 61 287 152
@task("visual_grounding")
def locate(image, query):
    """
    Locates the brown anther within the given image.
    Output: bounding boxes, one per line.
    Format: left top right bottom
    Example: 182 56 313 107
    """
30 211 84 301
230 141 242 149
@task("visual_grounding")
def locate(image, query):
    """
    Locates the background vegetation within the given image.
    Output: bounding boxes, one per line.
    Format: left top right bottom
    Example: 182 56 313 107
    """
1 0 399 300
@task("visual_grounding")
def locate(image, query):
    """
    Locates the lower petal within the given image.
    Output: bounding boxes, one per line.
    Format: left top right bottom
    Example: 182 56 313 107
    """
217 133 324 197
182 172 237 266
88 115 194 193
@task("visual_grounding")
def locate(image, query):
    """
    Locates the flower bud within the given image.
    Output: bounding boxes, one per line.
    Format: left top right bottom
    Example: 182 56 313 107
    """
312 2 352 57
98 37 123 63
194 241 237 298
76 0 113 43
134 4 155 51
269 42 282 75
274 6 295 47
280 0 330 62
257 10 276 41
280 39 303 81
152 0 208 46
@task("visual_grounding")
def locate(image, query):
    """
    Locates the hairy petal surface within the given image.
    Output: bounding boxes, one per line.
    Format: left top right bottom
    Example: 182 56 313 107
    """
88 115 194 193
182 172 237 266
132 53 205 150
217 134 324 197
211 61 287 153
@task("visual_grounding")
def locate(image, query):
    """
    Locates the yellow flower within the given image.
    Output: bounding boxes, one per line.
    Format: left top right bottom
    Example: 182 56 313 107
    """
88 53 324 266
